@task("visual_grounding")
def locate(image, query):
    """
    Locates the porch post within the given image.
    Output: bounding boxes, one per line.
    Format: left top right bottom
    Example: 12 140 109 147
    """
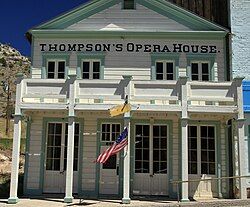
122 75 132 204
8 115 22 204
179 76 189 202
64 75 76 203
181 119 189 201
234 77 247 199
64 117 75 203
8 73 24 204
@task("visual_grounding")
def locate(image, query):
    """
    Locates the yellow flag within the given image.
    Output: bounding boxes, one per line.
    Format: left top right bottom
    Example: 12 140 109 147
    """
109 103 131 117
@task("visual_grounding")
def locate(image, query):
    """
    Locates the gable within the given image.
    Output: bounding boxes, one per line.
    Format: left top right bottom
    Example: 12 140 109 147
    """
30 0 228 34
66 3 193 32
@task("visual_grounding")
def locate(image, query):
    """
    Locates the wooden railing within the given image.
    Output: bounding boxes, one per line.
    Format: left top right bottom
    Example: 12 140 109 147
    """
17 75 243 113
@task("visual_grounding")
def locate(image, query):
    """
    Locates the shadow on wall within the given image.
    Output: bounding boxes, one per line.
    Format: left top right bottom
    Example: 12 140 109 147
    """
0 174 23 198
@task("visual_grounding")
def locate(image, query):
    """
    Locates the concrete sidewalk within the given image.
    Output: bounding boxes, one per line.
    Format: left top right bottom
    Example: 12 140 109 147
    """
1 198 250 207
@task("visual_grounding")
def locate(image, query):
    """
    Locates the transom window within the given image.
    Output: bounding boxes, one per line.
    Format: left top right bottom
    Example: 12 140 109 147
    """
123 0 135 9
156 61 174 80
47 60 66 79
188 125 216 175
82 60 100 79
191 61 210 81
101 123 121 143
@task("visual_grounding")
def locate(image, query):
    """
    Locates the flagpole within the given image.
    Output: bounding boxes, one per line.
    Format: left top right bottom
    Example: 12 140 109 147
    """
122 75 132 204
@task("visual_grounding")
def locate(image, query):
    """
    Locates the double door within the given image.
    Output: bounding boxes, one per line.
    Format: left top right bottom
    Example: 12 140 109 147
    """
133 124 168 196
43 122 80 194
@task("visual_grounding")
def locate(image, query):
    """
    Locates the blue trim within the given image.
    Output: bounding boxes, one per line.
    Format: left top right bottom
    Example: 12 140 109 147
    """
243 81 250 112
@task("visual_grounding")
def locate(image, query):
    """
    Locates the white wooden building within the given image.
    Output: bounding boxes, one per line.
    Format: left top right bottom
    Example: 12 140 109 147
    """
8 0 247 204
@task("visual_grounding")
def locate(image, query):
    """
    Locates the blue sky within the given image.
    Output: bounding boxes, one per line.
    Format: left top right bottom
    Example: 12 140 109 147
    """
0 0 89 56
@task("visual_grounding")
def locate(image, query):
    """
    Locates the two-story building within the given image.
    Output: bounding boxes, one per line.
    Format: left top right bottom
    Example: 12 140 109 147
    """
8 0 248 204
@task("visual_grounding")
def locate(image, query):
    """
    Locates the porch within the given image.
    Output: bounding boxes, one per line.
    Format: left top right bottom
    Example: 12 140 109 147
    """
7 74 247 204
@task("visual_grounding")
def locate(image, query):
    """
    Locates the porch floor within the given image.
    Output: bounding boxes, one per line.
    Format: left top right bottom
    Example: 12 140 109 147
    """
1 197 250 207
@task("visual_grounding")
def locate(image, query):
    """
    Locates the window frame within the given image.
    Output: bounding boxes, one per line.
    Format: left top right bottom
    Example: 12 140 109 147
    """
47 59 66 79
190 60 211 81
188 124 217 176
77 53 105 79
187 54 216 82
151 53 180 81
155 60 175 80
123 0 136 10
45 121 81 172
42 52 70 79
101 123 121 143
82 59 101 80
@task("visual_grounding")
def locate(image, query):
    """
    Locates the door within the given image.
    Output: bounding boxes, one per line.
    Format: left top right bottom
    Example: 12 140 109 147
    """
188 125 216 198
44 122 80 194
99 123 120 195
133 124 168 196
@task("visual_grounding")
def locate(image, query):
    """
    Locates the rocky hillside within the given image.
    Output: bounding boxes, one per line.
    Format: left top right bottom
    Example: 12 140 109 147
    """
0 43 30 138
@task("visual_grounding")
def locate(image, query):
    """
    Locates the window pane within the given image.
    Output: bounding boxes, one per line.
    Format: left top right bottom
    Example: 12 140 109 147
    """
201 163 208 174
156 62 163 73
153 150 159 161
48 62 55 73
93 73 100 79
93 62 100 72
202 63 209 74
189 126 197 137
83 62 90 72
46 159 53 170
143 149 149 161
83 73 89 79
135 161 142 173
160 162 167 174
191 63 198 74
192 75 199 81
103 155 116 169
202 75 209 81
48 72 55 79
201 150 208 162
167 74 174 80
135 149 142 160
143 162 149 173
58 73 65 79
209 163 215 174
190 163 197 174
124 0 135 9
153 162 159 174
156 74 163 80
166 62 173 73
53 159 60 171
58 61 65 72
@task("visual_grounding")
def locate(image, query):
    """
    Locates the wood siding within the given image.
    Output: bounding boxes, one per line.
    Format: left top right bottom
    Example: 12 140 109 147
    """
167 0 229 28
33 38 225 81
67 3 192 32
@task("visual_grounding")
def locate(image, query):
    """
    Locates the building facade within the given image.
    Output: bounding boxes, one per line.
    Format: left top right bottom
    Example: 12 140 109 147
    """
8 0 248 204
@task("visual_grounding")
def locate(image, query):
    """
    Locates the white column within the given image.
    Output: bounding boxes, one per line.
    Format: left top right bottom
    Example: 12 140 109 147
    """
179 76 189 202
64 117 75 203
234 77 247 199
8 115 22 204
8 73 23 204
122 75 132 204
181 119 189 202
64 74 76 203
122 113 131 204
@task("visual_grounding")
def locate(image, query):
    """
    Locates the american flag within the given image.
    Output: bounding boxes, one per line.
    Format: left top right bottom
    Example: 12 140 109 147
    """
96 127 128 164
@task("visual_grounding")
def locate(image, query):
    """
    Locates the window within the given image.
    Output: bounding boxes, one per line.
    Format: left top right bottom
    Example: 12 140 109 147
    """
82 60 100 79
124 0 135 9
47 60 66 79
46 123 80 172
156 61 174 80
191 61 210 81
188 125 216 175
101 123 121 142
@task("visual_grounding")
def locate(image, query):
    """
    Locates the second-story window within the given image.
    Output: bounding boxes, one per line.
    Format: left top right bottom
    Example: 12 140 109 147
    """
156 61 174 80
82 60 100 79
47 60 65 79
191 61 210 81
